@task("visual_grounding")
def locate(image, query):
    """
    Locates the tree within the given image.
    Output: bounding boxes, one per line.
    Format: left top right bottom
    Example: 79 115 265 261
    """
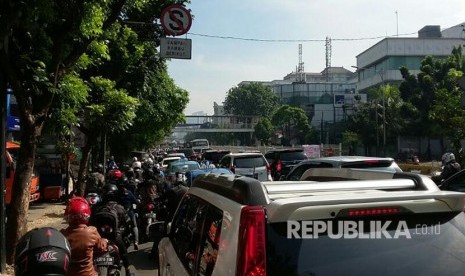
346 102 378 155
0 0 186 262
75 77 139 195
254 118 273 145
271 105 312 146
224 82 280 118
399 46 465 159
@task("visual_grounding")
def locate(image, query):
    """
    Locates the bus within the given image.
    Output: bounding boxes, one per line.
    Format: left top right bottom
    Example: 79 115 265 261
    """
187 139 210 152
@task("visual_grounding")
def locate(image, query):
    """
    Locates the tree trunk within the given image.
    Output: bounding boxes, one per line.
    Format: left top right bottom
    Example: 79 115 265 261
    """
6 120 40 264
76 143 92 196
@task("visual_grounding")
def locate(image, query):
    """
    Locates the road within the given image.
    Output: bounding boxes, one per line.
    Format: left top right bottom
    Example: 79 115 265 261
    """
27 201 159 275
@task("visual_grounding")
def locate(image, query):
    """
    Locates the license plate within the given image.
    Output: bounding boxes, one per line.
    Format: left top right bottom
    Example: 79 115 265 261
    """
145 212 156 219
95 256 114 266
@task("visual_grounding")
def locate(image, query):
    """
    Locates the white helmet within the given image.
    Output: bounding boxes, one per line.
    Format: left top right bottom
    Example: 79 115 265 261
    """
442 152 455 164
146 158 154 165
133 157 138 162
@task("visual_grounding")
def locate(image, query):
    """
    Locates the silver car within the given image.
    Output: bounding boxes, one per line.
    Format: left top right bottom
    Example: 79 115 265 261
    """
218 152 272 181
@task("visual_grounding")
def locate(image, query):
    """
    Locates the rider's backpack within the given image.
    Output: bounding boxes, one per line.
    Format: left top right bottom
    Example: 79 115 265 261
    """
91 203 120 240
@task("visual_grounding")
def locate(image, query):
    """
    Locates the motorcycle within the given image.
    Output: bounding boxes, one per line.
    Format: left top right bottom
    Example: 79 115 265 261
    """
139 201 157 243
94 240 122 276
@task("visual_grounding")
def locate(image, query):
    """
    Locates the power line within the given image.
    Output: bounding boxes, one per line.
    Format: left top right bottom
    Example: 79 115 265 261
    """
187 32 417 42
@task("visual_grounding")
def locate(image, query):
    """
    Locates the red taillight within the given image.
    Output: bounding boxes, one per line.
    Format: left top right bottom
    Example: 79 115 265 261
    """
236 206 266 276
363 160 380 164
348 207 399 216
266 164 270 174
230 165 236 174
147 204 155 212
276 160 282 172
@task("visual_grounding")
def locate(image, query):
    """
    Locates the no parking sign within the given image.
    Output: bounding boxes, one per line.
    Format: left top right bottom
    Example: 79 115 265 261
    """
161 4 192 36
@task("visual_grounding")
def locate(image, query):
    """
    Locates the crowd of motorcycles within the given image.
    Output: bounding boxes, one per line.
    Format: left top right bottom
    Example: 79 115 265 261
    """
80 159 179 275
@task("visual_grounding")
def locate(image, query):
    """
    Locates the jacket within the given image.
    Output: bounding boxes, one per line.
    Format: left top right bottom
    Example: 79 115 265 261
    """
62 225 107 276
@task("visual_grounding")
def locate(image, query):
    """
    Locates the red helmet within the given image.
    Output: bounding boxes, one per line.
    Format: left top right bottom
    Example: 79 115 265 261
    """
66 196 91 226
109 169 123 180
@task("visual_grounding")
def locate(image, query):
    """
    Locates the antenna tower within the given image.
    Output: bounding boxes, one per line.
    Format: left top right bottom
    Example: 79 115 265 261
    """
325 37 332 81
297 44 305 82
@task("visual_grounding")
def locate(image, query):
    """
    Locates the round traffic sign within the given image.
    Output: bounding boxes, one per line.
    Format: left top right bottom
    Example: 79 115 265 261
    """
161 4 192 36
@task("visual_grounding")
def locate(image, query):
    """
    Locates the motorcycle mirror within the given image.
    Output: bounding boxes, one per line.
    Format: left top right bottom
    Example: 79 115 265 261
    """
167 222 172 235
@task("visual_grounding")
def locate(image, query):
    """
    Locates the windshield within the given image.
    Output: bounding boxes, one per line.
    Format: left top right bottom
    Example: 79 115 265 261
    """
169 163 200 173
280 152 307 161
234 156 267 168
266 212 465 276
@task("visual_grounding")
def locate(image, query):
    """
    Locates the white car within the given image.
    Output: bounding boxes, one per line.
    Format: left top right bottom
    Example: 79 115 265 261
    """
158 169 465 276
218 152 272 181
160 157 181 170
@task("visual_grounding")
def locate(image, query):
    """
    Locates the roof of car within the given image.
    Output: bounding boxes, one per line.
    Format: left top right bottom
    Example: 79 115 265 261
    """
191 168 464 222
307 156 394 161
225 152 264 157
162 156 181 161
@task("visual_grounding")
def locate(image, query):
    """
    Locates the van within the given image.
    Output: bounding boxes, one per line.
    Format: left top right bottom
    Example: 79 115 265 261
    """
5 141 40 205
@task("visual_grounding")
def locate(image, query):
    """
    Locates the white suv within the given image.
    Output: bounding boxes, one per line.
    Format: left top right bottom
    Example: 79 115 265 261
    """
218 152 272 181
158 168 465 275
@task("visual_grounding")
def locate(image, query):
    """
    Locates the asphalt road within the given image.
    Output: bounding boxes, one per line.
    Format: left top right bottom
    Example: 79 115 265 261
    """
27 201 159 275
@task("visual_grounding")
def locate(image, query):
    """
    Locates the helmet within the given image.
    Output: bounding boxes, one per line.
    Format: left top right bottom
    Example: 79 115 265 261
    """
144 168 155 180
15 227 71 276
146 158 154 166
66 197 91 226
101 184 120 201
442 152 455 164
126 167 135 178
109 169 123 180
133 157 138 162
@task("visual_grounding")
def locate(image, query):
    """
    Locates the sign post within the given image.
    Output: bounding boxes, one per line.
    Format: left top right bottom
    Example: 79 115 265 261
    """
160 37 192 59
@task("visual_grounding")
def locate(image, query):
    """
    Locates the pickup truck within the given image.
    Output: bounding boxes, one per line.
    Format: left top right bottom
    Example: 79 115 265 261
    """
5 141 40 205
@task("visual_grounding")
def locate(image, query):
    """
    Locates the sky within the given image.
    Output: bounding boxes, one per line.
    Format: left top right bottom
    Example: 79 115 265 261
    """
166 0 465 115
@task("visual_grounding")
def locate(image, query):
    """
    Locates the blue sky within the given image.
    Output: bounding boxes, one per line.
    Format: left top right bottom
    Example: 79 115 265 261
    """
166 0 465 115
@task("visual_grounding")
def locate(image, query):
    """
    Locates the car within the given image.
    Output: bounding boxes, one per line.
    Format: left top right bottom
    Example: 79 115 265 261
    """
167 152 187 160
164 160 201 184
158 168 465 275
160 157 182 170
201 149 231 166
218 152 272 181
284 156 402 181
264 148 308 180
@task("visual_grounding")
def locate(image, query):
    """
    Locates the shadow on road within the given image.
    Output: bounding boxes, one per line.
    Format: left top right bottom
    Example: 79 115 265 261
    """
128 241 159 272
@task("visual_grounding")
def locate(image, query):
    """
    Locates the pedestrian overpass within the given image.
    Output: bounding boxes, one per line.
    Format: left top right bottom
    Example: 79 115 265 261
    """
172 115 260 133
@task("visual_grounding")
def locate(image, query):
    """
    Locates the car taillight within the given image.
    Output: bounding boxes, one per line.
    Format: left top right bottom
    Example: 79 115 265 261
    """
276 160 282 172
266 164 270 174
236 206 266 276
230 165 236 174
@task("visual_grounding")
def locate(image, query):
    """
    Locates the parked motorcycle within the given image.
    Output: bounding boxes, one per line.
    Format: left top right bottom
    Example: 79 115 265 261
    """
94 240 122 276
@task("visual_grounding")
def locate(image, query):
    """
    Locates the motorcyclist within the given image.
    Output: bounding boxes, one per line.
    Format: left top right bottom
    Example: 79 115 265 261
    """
85 164 105 194
15 227 71 276
433 152 462 184
106 155 118 170
139 168 159 206
118 181 141 250
61 197 108 276
91 184 134 276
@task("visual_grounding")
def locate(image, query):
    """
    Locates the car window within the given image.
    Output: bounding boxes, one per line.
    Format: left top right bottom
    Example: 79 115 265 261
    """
219 157 230 168
286 162 334 180
203 151 230 163
198 205 223 276
266 212 465 275
443 172 465 192
170 195 207 274
264 152 275 163
233 156 267 168
280 151 307 161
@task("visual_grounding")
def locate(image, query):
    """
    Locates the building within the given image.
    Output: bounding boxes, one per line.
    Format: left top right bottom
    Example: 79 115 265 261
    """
355 23 465 92
240 66 366 130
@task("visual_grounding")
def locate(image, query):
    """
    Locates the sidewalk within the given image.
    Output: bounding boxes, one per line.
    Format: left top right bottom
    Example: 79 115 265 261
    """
27 201 67 231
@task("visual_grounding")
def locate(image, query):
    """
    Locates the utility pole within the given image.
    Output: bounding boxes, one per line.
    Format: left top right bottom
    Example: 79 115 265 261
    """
352 65 387 157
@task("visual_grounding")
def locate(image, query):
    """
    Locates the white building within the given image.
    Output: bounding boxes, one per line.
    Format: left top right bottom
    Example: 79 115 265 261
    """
355 23 465 92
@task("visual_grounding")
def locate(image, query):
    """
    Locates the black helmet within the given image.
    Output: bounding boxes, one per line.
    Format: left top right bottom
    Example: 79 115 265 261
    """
94 164 104 173
15 227 71 276
143 168 155 180
101 184 120 201
126 167 135 178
